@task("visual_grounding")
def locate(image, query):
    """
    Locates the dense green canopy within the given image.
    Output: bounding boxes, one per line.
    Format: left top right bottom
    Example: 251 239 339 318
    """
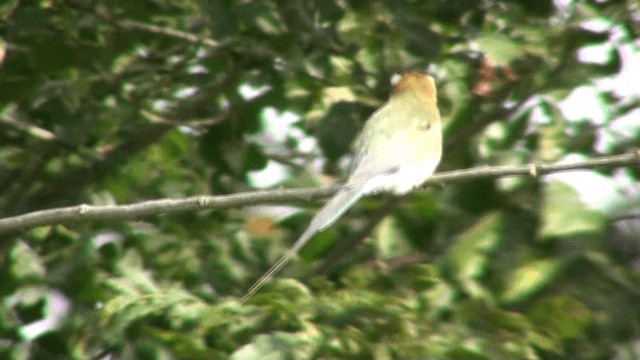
1 1 640 359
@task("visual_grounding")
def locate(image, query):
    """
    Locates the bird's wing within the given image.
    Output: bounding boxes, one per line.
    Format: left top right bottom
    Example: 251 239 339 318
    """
347 96 440 194
348 105 415 183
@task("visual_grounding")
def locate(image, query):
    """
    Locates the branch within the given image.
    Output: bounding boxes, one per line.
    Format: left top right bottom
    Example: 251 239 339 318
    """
431 151 640 182
117 19 226 49
1 152 638 234
68 0 230 50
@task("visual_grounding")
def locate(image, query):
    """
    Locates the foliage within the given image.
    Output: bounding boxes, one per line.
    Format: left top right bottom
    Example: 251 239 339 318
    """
1 0 640 359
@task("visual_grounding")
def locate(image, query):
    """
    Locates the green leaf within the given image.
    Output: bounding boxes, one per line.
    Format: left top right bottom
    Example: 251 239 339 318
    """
243 142 268 172
539 181 606 239
231 330 318 360
501 258 563 304
9 241 45 282
475 35 525 65
445 213 503 300
374 216 413 259
528 295 593 341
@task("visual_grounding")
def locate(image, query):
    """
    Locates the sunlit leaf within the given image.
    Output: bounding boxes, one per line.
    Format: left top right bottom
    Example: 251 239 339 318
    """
445 213 503 300
539 181 606 239
501 258 563 304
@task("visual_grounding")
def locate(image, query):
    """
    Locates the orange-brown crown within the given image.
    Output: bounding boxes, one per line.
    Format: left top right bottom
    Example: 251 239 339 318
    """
390 70 437 102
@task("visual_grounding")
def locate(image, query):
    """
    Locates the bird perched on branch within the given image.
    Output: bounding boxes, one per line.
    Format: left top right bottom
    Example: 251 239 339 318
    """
241 70 442 302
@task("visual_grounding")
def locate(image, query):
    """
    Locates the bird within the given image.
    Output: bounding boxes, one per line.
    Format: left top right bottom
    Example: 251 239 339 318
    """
241 70 442 302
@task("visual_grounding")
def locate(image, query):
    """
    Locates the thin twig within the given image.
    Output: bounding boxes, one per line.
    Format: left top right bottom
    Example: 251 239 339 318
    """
68 0 226 49
117 19 222 48
0 151 638 234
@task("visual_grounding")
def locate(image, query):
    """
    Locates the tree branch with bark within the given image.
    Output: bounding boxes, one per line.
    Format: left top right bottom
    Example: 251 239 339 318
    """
1 151 638 234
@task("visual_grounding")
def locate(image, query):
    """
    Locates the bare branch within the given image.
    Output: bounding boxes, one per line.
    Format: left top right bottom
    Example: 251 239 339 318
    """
0 105 57 141
68 0 228 50
117 19 223 48
431 151 640 183
1 151 638 234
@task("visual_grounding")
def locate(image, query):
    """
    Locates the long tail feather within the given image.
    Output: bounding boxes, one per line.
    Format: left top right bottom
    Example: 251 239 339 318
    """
241 185 365 302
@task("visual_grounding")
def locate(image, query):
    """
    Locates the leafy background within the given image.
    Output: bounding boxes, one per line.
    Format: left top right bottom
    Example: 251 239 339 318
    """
1 0 640 359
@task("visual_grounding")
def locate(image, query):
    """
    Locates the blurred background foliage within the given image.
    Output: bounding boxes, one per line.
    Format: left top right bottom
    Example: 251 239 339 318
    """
1 0 640 359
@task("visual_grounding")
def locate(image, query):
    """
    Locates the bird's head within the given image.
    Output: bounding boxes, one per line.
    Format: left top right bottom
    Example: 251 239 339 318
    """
390 70 437 103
